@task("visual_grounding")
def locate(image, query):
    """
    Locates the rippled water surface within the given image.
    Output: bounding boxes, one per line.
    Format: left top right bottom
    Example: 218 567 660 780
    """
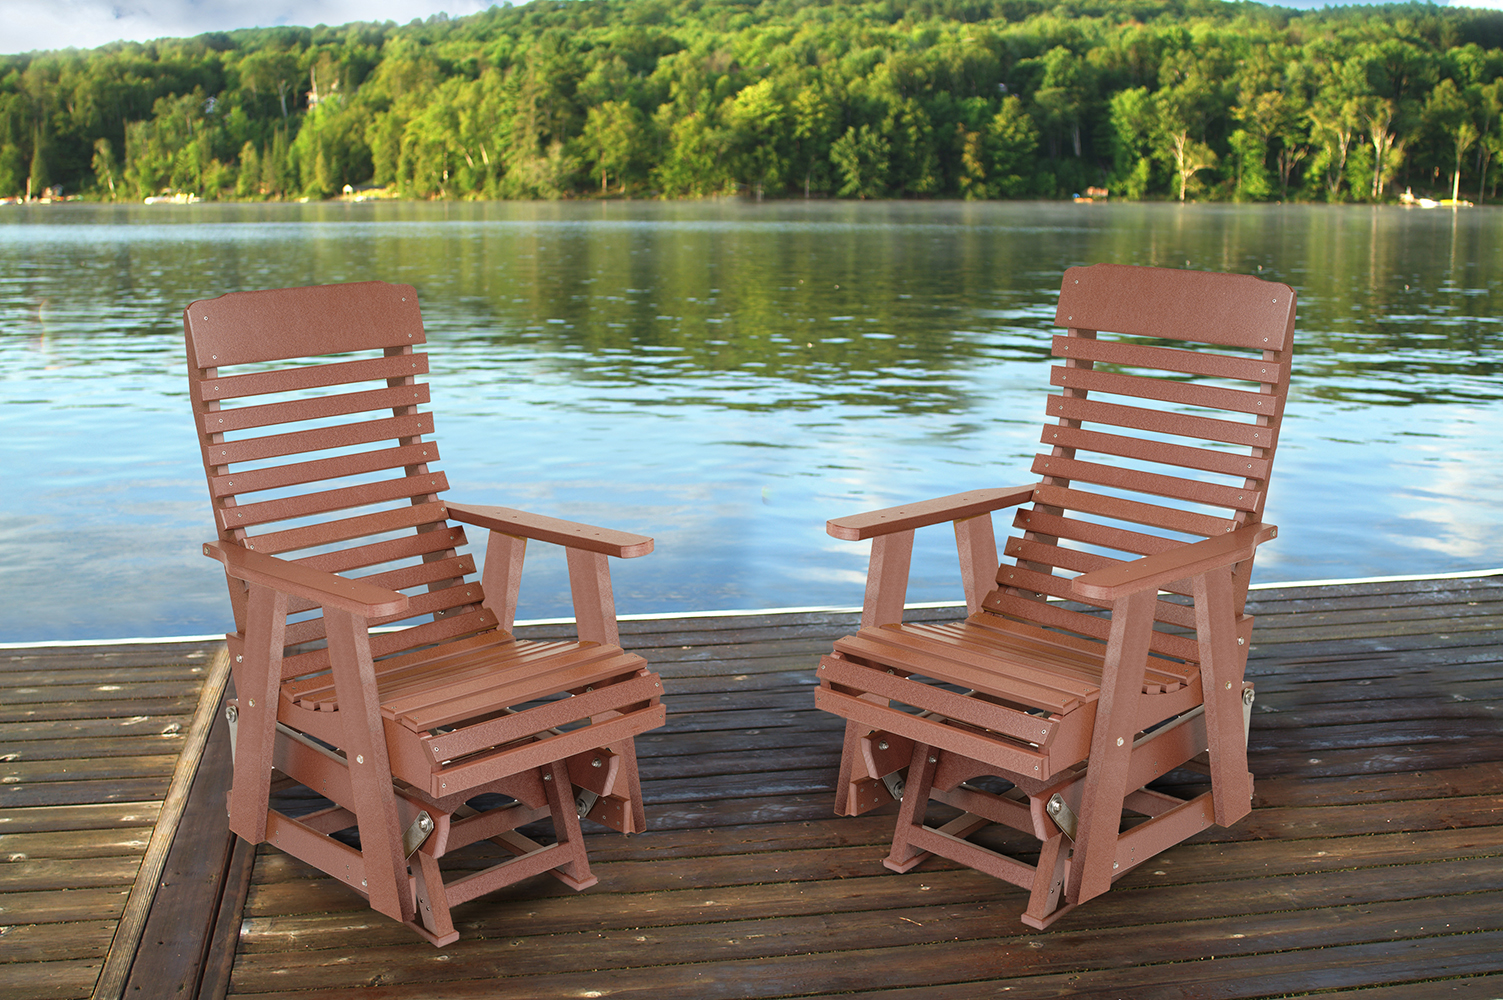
2 200 1499 641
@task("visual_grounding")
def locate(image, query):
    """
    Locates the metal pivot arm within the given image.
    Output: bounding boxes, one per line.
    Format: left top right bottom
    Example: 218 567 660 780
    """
203 539 408 618
446 502 654 647
1070 523 1277 603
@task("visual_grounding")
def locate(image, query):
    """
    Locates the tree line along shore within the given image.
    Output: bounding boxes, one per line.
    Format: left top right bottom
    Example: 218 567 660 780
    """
4 0 1503 206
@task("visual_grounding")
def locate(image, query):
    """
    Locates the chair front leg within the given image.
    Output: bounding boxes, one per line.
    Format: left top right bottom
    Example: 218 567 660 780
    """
1068 587 1156 906
228 583 288 843
1194 565 1254 826
325 607 414 924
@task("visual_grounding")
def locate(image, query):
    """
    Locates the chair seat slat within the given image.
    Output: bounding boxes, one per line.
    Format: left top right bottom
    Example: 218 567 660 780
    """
834 631 1090 714
204 384 430 435
391 647 639 731
1048 395 1272 449
211 442 440 498
200 353 429 400
966 613 1193 689
1032 455 1261 513
1051 366 1281 418
288 637 590 713
212 413 436 467
1042 425 1271 480
1051 335 1283 384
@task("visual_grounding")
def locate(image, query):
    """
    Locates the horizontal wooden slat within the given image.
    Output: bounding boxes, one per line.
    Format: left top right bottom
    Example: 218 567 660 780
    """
201 384 429 435
965 613 1195 689
400 651 651 736
185 281 424 368
220 471 448 530
818 656 1060 748
1013 509 1182 558
985 585 1202 663
1048 395 1273 449
1043 425 1271 480
1032 455 1261 513
280 582 485 649
1051 335 1283 384
294 526 467 575
248 501 449 556
1004 536 1118 576
1052 366 1281 418
346 640 589 714
834 629 1094 712
209 413 435 467
199 353 429 401
1056 263 1294 351
210 442 440 498
360 554 476 593
277 607 499 680
1031 483 1233 538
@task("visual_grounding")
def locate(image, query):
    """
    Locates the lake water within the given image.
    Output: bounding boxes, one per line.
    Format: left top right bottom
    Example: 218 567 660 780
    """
1 200 1500 642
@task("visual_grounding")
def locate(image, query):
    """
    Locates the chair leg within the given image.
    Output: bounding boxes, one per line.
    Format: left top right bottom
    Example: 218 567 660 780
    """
1068 589 1155 907
325 608 414 924
410 849 459 947
883 742 939 873
227 585 287 844
1021 831 1076 930
541 759 596 889
834 719 866 816
609 738 647 835
1194 568 1254 826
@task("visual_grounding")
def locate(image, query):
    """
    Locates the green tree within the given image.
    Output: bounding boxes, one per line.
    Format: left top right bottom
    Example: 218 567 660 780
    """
1108 86 1155 199
830 124 889 199
91 136 118 197
724 79 789 198
581 100 644 194
987 95 1039 197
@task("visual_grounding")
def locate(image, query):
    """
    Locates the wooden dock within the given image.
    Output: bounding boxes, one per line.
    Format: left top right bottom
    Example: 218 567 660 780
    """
4 572 1502 999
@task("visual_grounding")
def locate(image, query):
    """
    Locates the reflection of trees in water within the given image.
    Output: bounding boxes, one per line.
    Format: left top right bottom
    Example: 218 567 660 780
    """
3 201 1498 409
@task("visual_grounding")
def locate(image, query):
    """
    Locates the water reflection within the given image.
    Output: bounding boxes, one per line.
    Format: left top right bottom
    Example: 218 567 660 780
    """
1 200 1499 641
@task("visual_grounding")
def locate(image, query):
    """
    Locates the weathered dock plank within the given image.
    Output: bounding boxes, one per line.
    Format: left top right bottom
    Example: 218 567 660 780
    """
3 573 1501 999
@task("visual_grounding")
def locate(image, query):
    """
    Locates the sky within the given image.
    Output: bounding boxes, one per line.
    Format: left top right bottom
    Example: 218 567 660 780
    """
1 1 497 56
2 0 1502 57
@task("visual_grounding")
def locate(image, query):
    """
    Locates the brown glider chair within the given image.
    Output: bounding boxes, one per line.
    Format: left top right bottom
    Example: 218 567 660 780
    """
814 263 1294 928
184 281 665 945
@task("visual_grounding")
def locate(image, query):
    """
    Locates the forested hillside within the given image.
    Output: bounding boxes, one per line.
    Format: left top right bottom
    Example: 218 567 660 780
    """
4 0 1503 203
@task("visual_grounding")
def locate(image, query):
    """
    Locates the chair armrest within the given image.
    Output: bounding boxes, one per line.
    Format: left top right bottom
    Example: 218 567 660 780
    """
826 486 1037 541
203 540 409 617
446 502 653 558
1071 524 1278 602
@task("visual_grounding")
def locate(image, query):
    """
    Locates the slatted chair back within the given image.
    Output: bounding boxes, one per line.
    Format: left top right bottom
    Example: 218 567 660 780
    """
991 263 1294 670
184 282 491 672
